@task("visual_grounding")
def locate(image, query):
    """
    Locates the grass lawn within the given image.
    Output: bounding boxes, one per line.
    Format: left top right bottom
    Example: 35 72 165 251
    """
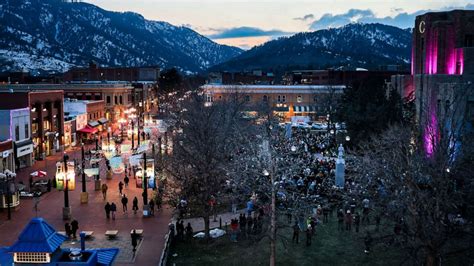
167 213 409 266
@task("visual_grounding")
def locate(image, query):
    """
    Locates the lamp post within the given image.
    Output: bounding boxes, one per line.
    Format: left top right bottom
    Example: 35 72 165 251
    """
142 152 149 216
63 152 71 220
80 143 88 204
131 120 135 150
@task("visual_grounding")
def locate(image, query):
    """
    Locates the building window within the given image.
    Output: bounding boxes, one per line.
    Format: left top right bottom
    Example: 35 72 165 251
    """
15 125 20 141
95 95 101 100
282 95 286 103
32 123 38 134
115 96 118 105
245 95 251 102
263 95 268 102
313 96 318 103
120 96 123 104
297 95 302 103
106 96 111 104
43 120 50 131
206 94 213 103
277 95 282 103
24 124 29 139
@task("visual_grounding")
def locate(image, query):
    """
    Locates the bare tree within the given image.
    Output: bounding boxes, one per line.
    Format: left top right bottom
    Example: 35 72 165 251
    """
352 82 474 265
164 92 249 239
228 108 327 266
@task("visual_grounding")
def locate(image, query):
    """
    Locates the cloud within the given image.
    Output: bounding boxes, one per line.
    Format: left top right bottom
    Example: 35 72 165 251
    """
294 14 315 21
207 26 293 39
309 4 474 30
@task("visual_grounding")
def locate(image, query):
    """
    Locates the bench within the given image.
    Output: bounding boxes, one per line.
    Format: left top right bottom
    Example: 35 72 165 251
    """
130 229 144 237
57 231 67 236
105 230 119 239
81 231 94 239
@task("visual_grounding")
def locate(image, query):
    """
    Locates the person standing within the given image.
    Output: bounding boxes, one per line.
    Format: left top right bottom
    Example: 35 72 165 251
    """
132 197 139 214
149 199 155 216
337 209 344 232
354 212 361 233
121 194 128 213
105 202 111 219
292 221 300 244
119 181 124 195
65 223 72 239
345 210 353 232
362 198 370 225
71 219 79 238
124 175 129 188
306 225 312 246
131 229 139 256
110 202 117 220
101 183 108 200
185 222 193 240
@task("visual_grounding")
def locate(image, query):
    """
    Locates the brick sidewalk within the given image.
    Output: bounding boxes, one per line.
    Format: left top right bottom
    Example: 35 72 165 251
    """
0 138 172 266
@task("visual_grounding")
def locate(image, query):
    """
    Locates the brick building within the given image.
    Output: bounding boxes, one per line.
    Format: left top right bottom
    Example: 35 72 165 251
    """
0 91 64 160
283 69 407 86
208 71 275 85
201 84 344 121
63 62 160 83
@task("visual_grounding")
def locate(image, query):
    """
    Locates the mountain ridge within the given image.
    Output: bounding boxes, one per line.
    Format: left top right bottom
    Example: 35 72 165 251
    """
0 0 242 74
210 23 412 73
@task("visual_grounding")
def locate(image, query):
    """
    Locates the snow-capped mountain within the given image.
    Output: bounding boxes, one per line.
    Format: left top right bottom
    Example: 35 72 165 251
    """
211 23 412 72
0 0 242 74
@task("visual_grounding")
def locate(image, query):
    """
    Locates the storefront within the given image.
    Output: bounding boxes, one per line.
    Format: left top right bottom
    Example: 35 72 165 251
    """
1 140 15 172
13 139 33 169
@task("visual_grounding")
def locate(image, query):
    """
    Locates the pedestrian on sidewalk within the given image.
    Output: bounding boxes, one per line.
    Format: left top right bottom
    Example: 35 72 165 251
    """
71 219 79 238
65 223 72 239
121 194 128 213
119 181 124 195
149 199 155 216
132 197 139 214
101 183 108 200
105 202 111 219
110 202 117 220
131 229 139 256
124 175 129 188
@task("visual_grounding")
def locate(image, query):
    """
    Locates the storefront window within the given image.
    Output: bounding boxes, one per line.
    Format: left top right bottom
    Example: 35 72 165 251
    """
24 124 29 139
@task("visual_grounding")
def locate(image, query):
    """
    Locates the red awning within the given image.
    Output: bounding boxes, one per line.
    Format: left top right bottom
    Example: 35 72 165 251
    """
78 125 98 134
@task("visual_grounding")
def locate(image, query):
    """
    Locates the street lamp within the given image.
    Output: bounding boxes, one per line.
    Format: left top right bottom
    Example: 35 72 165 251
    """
56 152 75 220
345 135 351 142
80 143 88 204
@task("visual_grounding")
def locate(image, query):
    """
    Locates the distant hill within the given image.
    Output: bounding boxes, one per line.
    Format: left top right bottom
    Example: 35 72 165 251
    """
211 23 412 73
0 0 242 74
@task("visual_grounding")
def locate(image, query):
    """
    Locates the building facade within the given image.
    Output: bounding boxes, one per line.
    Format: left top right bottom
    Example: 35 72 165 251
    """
63 62 160 83
0 140 15 173
390 10 474 157
0 107 33 168
201 84 344 121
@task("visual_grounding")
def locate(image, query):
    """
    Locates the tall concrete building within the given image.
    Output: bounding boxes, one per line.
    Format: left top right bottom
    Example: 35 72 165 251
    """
391 10 474 157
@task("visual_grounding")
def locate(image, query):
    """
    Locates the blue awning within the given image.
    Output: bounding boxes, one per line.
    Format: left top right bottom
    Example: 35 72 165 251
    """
96 248 119 265
8 218 67 253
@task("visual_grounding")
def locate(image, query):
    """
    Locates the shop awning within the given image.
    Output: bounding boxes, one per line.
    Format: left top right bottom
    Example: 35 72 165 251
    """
293 106 316 113
98 118 108 124
78 125 98 134
88 120 100 127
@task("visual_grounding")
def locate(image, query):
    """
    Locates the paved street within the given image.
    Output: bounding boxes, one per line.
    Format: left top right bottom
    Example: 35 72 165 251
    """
0 138 172 265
